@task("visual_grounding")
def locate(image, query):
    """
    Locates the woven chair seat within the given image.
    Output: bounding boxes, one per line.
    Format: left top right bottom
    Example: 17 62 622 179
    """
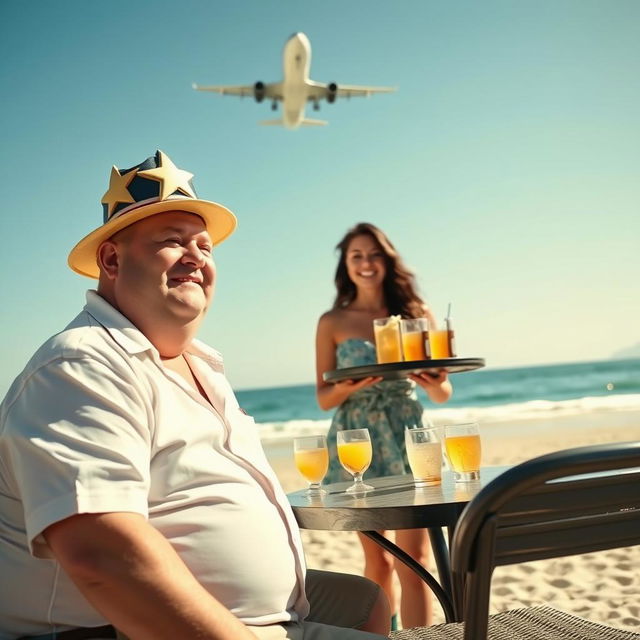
389 605 640 640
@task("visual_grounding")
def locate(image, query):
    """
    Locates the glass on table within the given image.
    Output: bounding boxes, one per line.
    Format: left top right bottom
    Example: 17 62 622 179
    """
373 316 403 363
400 318 429 361
444 422 481 482
337 428 374 493
294 435 329 496
405 426 442 487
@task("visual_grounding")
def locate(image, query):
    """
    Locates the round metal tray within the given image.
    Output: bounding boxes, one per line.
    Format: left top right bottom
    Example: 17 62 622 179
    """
323 357 485 383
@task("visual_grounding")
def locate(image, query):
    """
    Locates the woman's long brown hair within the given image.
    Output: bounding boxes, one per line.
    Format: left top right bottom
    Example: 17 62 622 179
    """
333 222 426 318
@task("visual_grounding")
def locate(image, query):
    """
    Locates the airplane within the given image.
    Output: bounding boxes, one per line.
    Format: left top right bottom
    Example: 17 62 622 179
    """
192 32 396 129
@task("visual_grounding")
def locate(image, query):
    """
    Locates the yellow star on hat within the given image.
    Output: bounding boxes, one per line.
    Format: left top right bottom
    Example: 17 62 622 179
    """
101 167 138 218
137 149 196 200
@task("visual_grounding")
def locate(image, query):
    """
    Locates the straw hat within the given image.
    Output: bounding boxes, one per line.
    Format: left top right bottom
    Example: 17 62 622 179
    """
68 150 237 278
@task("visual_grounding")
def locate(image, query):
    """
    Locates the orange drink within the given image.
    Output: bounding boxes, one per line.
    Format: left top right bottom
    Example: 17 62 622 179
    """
429 329 451 359
293 435 329 495
337 428 374 493
430 316 456 359
374 316 403 363
337 441 372 474
400 318 428 361
295 448 329 484
444 423 481 481
445 436 481 472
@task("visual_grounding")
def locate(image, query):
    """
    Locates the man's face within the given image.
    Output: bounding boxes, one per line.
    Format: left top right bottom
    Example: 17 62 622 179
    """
109 211 215 325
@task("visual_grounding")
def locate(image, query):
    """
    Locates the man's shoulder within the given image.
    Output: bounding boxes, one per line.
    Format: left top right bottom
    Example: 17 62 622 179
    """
0 309 124 416
12 309 128 387
36 308 116 361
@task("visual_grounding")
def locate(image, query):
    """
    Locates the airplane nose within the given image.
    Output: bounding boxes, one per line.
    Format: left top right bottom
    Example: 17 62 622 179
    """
290 32 309 45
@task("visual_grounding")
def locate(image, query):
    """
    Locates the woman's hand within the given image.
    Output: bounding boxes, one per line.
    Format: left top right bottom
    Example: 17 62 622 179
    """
409 370 452 404
334 376 383 395
317 376 383 411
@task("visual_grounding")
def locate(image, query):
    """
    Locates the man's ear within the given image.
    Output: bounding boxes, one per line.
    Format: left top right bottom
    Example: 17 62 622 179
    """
97 241 120 280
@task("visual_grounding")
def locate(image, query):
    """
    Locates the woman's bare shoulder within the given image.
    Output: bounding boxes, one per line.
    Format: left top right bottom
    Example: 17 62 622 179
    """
318 307 346 325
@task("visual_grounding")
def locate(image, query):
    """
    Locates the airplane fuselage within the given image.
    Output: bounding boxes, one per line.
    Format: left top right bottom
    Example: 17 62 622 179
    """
281 33 312 129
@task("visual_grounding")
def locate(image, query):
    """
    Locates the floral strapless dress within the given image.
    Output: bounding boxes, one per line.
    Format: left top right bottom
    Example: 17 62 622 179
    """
326 338 425 483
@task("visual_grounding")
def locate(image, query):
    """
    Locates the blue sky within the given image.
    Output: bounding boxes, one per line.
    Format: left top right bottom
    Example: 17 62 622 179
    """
1 0 638 392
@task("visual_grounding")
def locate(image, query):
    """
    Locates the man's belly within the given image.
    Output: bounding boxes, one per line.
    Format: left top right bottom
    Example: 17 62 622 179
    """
150 484 302 623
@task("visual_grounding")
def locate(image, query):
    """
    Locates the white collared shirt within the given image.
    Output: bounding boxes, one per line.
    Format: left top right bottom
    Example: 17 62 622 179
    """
0 291 309 638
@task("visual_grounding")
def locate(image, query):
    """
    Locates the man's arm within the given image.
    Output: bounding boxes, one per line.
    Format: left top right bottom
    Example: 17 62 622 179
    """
44 512 258 640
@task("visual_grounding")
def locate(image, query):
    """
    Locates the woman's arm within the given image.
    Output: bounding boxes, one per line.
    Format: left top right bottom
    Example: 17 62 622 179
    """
315 312 380 411
409 370 453 403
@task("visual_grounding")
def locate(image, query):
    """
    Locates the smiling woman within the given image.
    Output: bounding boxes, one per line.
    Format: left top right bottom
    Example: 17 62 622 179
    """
314 222 453 630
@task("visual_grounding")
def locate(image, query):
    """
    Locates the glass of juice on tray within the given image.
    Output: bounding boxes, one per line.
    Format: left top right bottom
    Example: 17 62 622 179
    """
374 315 403 363
444 422 481 482
400 318 428 361
429 316 456 359
294 435 329 496
337 428 374 493
405 426 442 487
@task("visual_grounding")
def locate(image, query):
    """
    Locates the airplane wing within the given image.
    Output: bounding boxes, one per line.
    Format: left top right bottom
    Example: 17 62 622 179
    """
192 82 283 100
305 80 396 100
334 84 397 98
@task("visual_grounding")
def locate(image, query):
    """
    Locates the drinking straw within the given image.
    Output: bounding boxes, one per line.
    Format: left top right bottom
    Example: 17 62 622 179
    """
446 303 451 321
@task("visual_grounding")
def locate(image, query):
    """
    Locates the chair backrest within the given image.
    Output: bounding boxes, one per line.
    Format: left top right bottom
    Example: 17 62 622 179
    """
449 441 640 640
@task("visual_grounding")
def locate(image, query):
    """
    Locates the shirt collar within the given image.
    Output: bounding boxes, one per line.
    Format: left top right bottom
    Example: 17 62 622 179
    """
186 338 225 372
83 290 224 371
84 290 155 355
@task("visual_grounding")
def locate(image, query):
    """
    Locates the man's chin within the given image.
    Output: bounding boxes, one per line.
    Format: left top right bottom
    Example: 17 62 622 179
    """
167 293 209 320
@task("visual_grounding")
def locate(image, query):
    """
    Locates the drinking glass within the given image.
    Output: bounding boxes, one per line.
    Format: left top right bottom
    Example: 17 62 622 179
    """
294 435 329 496
444 423 481 482
337 429 374 493
373 316 403 363
429 317 456 359
405 426 442 486
400 318 428 361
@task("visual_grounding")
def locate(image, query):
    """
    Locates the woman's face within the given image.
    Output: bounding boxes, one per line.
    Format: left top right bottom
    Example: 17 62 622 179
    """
344 234 386 290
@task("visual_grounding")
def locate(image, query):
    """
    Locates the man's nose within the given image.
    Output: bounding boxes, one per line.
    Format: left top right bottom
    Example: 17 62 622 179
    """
182 244 207 266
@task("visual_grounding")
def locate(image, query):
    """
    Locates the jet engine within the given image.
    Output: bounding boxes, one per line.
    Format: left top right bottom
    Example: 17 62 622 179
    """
254 82 266 103
326 83 338 104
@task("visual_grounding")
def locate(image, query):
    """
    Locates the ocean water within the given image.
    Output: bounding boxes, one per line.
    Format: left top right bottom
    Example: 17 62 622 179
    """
236 358 640 440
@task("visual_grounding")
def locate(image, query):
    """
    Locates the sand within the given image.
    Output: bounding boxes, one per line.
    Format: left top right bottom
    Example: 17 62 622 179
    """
262 409 640 631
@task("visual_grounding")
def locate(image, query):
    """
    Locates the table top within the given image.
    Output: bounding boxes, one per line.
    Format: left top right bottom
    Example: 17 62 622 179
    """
288 466 509 531
323 357 485 383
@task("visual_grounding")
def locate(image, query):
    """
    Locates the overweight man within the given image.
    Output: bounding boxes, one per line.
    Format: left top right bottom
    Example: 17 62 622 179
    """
0 151 390 640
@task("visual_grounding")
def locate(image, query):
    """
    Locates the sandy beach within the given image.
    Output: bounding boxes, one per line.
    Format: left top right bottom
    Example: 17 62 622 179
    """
262 408 640 631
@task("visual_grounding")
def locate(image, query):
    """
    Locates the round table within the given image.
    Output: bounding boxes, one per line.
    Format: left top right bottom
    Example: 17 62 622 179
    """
288 466 508 623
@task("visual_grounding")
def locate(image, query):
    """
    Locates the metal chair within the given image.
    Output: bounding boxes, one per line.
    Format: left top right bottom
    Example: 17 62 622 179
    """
391 441 640 640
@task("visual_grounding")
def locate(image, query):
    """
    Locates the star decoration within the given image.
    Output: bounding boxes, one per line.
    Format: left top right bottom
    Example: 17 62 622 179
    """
101 167 137 218
137 150 196 201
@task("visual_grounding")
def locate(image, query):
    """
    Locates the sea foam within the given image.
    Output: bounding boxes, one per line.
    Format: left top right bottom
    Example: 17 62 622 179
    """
258 393 640 441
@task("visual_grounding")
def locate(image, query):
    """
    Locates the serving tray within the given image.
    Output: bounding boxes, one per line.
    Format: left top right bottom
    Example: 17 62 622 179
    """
323 357 485 383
